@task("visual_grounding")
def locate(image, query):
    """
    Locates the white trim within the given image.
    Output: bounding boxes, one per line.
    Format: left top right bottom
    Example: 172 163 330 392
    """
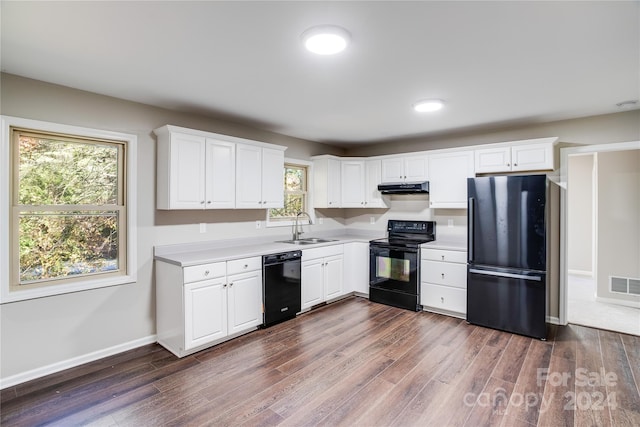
0 334 157 389
546 316 561 326
0 115 138 303
559 140 640 327
266 158 316 228
596 296 640 309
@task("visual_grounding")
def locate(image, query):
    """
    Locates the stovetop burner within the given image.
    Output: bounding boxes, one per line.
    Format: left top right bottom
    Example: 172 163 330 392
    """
370 220 436 248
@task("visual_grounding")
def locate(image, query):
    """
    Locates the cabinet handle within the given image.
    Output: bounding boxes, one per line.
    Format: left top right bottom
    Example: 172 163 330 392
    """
229 282 233 287
200 201 205 205
404 175 407 179
204 270 210 276
329 202 332 205
243 264 248 269
441 255 445 261
223 283 227 288
361 201 364 205
207 201 212 204
506 163 510 167
441 273 445 279
514 163 518 167
441 297 444 303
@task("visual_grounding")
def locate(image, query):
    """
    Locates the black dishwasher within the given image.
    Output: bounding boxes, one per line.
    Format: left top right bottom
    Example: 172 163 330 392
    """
262 251 302 327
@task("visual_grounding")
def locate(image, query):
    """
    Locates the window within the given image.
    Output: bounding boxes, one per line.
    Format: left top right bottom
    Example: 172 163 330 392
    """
268 162 311 225
1 116 137 303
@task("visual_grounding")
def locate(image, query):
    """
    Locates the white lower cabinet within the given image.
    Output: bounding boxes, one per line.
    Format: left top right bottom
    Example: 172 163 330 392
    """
156 256 262 357
301 245 344 310
343 242 370 295
420 248 467 318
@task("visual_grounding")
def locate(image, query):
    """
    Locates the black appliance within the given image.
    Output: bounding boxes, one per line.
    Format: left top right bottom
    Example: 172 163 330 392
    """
467 174 548 339
377 181 429 194
369 220 436 311
262 250 302 327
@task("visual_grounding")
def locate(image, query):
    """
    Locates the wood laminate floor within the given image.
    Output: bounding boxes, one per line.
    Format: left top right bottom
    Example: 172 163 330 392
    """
1 296 639 426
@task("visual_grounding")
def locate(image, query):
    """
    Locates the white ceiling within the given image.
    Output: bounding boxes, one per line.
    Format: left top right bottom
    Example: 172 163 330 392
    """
1 1 639 146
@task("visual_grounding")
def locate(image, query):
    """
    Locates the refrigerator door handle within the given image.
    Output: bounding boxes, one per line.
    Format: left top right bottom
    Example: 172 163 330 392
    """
468 197 474 262
469 268 543 282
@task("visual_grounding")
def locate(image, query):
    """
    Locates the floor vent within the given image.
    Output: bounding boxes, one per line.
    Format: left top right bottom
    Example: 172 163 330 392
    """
610 276 640 296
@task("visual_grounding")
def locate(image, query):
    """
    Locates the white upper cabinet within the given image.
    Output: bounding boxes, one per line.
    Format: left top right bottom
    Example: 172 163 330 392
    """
365 160 387 208
313 156 342 208
474 137 557 173
428 151 475 209
381 155 428 182
155 125 285 210
235 144 285 209
206 139 236 209
341 160 366 208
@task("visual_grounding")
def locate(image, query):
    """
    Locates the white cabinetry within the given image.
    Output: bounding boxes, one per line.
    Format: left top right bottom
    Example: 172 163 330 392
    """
313 156 342 208
156 129 236 210
343 242 370 295
381 155 428 182
341 160 366 208
156 256 263 357
428 151 475 209
420 248 467 318
301 245 344 310
236 144 285 209
474 137 557 173
340 160 388 208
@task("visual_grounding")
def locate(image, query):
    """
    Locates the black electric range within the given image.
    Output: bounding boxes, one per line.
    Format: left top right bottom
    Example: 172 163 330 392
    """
369 220 436 311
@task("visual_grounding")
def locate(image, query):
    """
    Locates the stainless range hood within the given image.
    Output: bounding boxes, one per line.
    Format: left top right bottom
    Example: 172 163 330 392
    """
377 181 429 194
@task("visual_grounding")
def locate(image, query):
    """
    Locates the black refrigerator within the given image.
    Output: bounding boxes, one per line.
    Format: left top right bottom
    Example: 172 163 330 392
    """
467 174 547 339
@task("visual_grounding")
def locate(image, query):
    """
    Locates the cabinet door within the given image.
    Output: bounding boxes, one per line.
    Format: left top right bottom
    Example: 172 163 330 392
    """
324 255 344 300
235 144 263 208
184 278 227 350
227 270 263 335
343 242 370 295
428 151 475 209
404 156 428 181
365 160 386 208
169 133 207 209
381 157 405 182
206 139 236 209
341 160 365 207
421 283 466 315
512 143 554 171
302 259 324 310
474 146 512 174
261 147 285 208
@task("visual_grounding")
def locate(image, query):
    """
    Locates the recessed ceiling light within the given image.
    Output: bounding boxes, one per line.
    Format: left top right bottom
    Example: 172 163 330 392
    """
302 25 350 55
413 99 445 113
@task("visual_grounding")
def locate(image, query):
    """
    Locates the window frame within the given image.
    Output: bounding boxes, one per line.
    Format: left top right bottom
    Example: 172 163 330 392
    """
266 158 315 228
1 116 137 303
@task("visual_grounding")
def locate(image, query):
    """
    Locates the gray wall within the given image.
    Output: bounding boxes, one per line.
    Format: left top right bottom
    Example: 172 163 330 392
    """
596 150 640 302
1 71 639 383
568 154 595 275
0 73 343 382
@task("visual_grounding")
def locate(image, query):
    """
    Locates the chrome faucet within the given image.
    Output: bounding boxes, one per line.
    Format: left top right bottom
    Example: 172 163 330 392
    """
293 211 313 241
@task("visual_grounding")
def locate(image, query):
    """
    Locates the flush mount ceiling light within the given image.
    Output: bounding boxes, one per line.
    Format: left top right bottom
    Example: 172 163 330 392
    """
413 99 445 113
302 25 350 55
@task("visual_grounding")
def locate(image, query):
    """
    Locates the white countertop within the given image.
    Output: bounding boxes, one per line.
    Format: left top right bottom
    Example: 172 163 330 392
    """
422 236 467 251
154 233 378 267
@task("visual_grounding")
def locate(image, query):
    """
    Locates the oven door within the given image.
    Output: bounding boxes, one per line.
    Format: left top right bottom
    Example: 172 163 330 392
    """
369 244 419 294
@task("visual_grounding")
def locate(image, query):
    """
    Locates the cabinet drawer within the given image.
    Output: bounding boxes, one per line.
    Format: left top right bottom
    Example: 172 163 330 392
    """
421 283 466 314
184 262 226 283
421 249 467 264
227 256 261 275
303 244 343 261
421 260 467 288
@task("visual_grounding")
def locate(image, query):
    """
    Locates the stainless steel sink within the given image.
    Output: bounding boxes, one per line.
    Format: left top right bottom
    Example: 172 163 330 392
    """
277 237 339 245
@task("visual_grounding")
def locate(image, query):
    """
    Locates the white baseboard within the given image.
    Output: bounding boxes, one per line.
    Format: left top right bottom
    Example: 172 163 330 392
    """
0 335 157 390
547 316 562 325
595 296 640 309
568 269 593 277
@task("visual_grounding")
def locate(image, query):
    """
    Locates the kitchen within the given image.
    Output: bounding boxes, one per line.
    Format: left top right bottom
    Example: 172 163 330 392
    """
1 1 639 426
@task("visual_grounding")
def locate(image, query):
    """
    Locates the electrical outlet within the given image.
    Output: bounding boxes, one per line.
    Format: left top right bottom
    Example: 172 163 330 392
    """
370 217 375 225
199 223 206 233
318 217 324 225
448 219 454 227
256 220 262 229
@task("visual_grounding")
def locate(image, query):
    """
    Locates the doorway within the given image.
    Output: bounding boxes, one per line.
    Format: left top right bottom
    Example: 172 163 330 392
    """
561 142 640 335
